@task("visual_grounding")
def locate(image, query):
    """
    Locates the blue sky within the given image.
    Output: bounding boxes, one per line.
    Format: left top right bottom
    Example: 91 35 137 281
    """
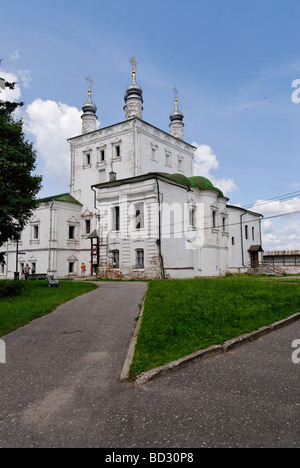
1 0 300 250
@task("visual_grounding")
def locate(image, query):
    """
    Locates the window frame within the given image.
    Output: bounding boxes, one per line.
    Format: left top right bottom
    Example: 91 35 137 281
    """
136 249 145 270
112 250 120 269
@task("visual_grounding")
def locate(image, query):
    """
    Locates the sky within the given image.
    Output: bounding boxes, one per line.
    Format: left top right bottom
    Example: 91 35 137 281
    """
1 0 300 251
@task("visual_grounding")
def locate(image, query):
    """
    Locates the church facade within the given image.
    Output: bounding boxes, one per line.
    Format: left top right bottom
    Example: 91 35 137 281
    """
0 61 263 279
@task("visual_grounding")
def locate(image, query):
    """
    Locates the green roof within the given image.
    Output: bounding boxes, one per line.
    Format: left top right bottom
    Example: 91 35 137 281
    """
38 193 82 205
157 173 224 197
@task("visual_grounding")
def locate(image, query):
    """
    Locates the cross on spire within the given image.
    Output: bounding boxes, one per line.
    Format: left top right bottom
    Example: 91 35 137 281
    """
85 75 94 93
173 86 179 101
129 56 138 75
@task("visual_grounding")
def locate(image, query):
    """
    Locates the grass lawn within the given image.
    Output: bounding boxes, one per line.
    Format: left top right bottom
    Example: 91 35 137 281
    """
129 276 300 377
0 280 98 337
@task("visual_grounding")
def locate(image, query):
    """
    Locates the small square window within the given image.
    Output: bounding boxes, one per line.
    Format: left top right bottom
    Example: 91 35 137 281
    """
33 225 39 239
115 145 121 158
69 226 75 239
85 153 91 165
85 220 91 235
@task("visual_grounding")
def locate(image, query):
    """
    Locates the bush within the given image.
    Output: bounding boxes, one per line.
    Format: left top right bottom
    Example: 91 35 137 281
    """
0 280 25 298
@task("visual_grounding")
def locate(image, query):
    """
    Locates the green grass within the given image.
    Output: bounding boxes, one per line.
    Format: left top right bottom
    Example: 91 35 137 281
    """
0 280 98 337
129 277 300 377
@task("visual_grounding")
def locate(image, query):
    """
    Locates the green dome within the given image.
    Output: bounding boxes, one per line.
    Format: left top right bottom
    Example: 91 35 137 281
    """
154 173 223 197
188 176 224 197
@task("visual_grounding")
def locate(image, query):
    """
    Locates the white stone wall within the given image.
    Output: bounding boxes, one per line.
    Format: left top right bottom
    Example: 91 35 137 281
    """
94 176 235 279
227 206 263 273
68 118 195 210
0 200 86 279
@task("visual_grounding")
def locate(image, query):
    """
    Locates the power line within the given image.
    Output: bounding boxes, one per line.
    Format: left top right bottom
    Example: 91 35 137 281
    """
242 191 300 210
158 208 300 236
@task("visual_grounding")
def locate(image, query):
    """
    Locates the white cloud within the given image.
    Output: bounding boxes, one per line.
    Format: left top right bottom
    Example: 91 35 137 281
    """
262 219 275 234
10 50 20 61
25 99 82 185
193 143 238 195
0 70 21 101
252 197 300 251
252 198 300 217
17 69 32 89
262 221 300 251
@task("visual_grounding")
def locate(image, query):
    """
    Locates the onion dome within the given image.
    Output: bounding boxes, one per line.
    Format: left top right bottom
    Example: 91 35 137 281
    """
82 90 97 116
81 89 98 134
169 88 184 140
169 98 184 124
124 56 143 120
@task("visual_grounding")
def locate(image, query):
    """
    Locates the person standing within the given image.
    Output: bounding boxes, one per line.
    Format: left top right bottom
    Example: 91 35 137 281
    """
81 263 86 278
24 263 30 280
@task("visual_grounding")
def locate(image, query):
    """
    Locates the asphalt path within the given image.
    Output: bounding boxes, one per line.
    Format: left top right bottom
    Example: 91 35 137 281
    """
0 282 299 448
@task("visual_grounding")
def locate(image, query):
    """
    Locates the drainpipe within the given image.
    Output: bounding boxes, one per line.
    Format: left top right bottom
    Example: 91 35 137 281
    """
91 186 100 232
155 178 165 279
259 215 264 266
48 200 54 273
91 186 101 275
240 211 246 268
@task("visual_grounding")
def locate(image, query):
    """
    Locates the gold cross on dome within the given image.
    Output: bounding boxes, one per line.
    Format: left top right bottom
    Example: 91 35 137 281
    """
85 75 94 92
129 56 138 74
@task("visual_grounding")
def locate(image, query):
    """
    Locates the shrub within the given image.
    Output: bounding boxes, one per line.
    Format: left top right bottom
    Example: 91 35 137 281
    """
0 280 25 298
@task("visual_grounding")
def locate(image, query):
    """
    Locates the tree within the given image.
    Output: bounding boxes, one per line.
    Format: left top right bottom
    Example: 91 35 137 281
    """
0 80 42 263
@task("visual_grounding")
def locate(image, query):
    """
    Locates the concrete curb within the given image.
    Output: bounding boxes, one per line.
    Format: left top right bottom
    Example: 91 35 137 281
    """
120 297 146 382
123 312 300 386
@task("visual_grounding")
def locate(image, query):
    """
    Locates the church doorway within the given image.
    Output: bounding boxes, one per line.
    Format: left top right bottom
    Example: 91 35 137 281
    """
248 245 264 268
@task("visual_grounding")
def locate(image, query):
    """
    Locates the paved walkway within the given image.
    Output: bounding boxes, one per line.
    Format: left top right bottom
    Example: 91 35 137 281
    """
0 282 299 448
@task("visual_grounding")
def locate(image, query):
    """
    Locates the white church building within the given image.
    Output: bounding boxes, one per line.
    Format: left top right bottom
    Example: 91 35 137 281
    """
0 60 263 279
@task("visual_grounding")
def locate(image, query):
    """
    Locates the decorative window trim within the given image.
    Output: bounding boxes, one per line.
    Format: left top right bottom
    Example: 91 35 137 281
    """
29 217 41 244
112 139 122 161
111 249 120 269
134 248 145 270
83 148 93 168
151 142 159 162
134 202 145 231
165 148 172 167
97 145 107 167
177 154 184 172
